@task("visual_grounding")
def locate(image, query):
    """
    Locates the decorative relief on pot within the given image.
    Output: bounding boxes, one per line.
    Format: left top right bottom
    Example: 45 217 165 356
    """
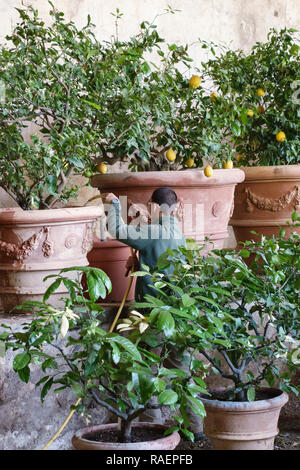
212 201 223 218
245 185 300 213
42 227 54 258
0 228 45 261
65 233 78 249
82 223 94 254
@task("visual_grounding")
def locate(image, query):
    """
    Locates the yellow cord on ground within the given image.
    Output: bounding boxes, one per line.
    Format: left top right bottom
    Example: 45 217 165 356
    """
42 398 82 450
42 247 136 450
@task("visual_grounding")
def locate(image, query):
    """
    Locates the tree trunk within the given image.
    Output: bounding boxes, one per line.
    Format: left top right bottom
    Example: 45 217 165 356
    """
119 419 133 443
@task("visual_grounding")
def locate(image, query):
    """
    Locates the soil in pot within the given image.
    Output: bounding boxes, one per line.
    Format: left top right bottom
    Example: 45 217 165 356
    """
83 427 167 443
206 388 281 402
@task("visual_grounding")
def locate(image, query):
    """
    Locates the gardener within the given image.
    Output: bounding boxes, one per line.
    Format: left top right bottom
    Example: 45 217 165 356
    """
103 187 204 440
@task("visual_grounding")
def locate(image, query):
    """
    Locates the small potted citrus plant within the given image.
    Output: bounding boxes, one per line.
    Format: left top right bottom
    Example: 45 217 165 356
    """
201 28 300 243
135 213 300 450
0 265 206 449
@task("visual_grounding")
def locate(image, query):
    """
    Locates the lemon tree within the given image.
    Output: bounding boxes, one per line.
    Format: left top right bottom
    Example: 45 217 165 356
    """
0 4 236 208
201 28 300 167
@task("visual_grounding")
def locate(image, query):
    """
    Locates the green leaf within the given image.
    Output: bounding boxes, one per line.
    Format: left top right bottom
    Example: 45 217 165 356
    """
247 387 256 402
82 99 101 110
158 389 178 405
107 335 142 362
43 279 62 302
18 365 30 383
13 353 31 371
180 428 194 442
187 395 206 417
67 156 85 169
111 343 120 364
181 294 196 307
157 311 175 337
41 377 54 403
71 383 85 398
86 272 107 301
239 249 250 258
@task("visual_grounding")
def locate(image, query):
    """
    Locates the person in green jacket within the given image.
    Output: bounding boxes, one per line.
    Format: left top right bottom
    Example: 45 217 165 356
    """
103 187 204 440
104 187 185 300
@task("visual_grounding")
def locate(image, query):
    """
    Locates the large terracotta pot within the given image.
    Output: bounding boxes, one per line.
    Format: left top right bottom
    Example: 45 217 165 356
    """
72 422 180 450
91 169 245 248
87 237 136 303
230 165 300 244
201 388 289 450
0 206 103 312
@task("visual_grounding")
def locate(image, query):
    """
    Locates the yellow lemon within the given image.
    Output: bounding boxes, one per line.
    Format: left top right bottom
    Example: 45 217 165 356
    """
210 91 219 102
204 165 213 177
256 88 265 97
246 109 254 117
189 75 202 89
96 162 108 174
276 131 286 142
223 159 233 169
236 153 244 162
166 149 176 162
257 105 265 114
186 157 195 168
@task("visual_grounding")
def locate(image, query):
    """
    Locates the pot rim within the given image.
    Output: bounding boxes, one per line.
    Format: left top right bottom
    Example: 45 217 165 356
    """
91 168 245 189
201 387 289 412
0 206 104 225
72 422 180 449
239 164 300 181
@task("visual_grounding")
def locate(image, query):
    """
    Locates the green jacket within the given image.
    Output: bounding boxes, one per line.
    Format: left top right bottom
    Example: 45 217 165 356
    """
107 200 186 301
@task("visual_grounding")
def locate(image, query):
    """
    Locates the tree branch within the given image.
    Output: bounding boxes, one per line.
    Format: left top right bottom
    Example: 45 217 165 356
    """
90 388 127 420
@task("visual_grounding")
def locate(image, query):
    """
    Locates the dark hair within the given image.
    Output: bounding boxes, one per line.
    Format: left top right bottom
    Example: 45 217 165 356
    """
151 187 178 208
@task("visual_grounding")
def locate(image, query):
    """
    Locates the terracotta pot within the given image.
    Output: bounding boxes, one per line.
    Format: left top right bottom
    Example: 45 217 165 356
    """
230 165 300 244
91 169 245 250
87 237 136 303
201 388 289 450
72 422 180 450
0 206 103 312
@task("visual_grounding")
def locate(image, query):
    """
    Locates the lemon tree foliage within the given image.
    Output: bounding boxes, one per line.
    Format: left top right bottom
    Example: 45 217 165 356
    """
201 28 300 166
1 265 207 443
0 4 234 209
136 214 300 402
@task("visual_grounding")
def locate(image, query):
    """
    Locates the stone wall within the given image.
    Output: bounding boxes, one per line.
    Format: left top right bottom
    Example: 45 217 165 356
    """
1 0 299 53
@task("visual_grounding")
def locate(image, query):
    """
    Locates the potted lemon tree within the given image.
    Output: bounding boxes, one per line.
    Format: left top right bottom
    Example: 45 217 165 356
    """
0 4 109 311
200 28 300 243
134 213 300 450
86 9 244 301
90 13 245 250
0 265 207 449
